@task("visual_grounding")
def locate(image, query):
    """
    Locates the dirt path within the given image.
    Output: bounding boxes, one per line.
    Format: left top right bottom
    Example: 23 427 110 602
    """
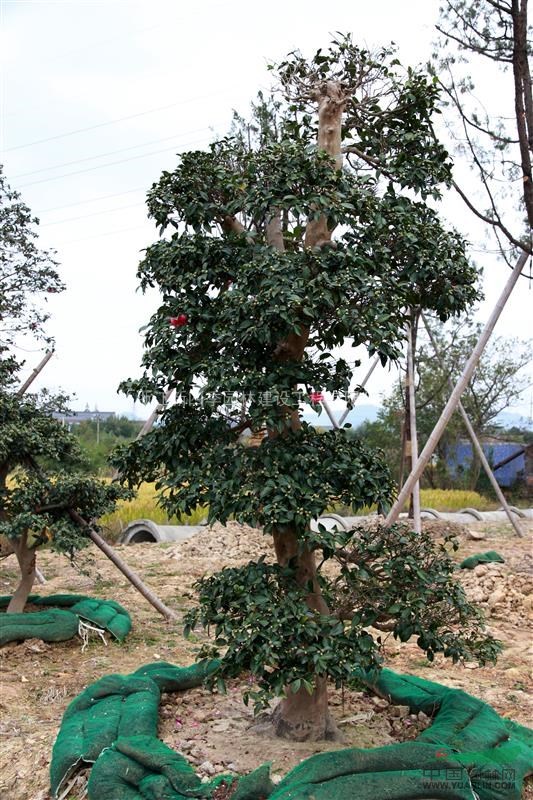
0 519 531 799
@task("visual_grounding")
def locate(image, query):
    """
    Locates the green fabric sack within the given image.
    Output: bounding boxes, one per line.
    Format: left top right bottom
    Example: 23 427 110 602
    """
0 608 79 645
133 659 221 692
460 551 505 569
70 597 132 641
50 673 161 797
0 593 132 642
364 667 450 715
270 742 476 800
87 735 274 800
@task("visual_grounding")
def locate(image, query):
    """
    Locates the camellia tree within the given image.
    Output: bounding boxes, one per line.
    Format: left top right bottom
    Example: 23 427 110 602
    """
116 37 499 741
0 167 128 613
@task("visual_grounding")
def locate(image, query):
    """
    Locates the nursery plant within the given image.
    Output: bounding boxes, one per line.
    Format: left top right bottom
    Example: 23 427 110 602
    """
116 36 499 741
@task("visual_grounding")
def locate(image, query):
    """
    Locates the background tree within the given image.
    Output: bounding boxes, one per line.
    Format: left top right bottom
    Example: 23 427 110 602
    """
355 317 532 490
116 37 496 741
73 416 143 475
433 0 532 256
0 165 63 349
0 168 128 613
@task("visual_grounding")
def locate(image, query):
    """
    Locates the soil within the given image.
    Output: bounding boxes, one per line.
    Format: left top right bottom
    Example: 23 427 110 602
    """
0 518 531 800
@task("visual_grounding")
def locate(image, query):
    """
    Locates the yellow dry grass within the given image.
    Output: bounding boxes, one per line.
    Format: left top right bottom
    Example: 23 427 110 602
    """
100 484 495 537
99 482 207 537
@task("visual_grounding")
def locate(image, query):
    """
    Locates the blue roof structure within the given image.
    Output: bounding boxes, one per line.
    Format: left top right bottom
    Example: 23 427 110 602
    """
447 441 526 487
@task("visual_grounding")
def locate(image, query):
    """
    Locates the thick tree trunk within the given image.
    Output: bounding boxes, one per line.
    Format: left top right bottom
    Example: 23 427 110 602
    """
6 531 36 613
264 527 341 741
256 81 346 742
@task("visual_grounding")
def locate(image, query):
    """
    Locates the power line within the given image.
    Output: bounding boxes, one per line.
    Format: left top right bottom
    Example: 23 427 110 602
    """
40 201 145 227
4 91 227 152
57 223 150 246
11 127 212 178
17 136 211 188
38 186 147 214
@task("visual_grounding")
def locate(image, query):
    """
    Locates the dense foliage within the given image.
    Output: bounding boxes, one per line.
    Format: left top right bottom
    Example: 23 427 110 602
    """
185 523 500 713
73 416 143 475
0 167 128 611
116 37 493 734
0 165 62 348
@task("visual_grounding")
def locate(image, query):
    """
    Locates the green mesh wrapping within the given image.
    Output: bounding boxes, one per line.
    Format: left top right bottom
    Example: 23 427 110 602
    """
86 735 274 800
362 667 450 714
0 608 79 644
367 668 533 800
133 659 221 691
50 662 533 800
70 597 132 641
460 551 505 569
0 593 132 642
50 673 161 797
270 742 476 799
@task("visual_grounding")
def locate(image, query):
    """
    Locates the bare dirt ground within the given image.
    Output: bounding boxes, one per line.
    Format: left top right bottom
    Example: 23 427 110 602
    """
0 518 531 799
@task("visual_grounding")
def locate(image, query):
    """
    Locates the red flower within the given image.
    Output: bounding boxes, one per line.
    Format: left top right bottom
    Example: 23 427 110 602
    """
310 391 324 403
170 314 188 328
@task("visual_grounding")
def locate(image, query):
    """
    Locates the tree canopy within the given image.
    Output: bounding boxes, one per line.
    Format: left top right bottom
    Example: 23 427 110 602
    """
0 167 127 613
116 36 496 741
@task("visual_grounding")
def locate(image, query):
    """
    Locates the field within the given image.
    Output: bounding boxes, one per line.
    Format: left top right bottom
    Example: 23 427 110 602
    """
100 485 497 539
0 517 531 799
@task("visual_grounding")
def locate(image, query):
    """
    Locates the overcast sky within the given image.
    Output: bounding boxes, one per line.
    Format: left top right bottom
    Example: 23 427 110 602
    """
1 0 531 422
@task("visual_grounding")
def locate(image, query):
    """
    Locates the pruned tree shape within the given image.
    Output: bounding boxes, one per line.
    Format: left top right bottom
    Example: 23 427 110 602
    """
116 36 495 741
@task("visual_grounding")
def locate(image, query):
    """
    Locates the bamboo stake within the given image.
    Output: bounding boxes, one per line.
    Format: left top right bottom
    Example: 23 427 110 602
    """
137 388 174 438
385 250 529 527
338 355 380 427
110 389 174 481
421 313 523 537
406 322 421 533
321 396 340 429
68 509 177 620
16 350 54 396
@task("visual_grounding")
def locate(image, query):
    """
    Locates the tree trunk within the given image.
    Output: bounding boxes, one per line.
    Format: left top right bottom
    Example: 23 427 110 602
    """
6 531 36 613
256 81 346 741
263 527 341 740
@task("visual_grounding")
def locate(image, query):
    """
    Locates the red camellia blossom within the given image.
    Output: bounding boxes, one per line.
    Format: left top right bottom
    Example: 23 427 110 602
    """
310 391 324 403
169 314 188 328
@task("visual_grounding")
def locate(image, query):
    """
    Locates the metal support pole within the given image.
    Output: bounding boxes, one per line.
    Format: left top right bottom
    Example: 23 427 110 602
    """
385 250 528 527
421 313 523 537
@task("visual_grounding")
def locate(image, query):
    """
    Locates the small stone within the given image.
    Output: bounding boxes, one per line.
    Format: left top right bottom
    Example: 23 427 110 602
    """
417 711 430 725
371 697 389 710
199 761 216 776
390 704 410 719
467 529 486 541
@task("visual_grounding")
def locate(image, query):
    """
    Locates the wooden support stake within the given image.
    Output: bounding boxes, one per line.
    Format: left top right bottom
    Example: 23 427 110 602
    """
68 509 177 621
321 396 340 429
385 250 529 527
138 388 174 438
421 313 523 538
338 355 380 427
16 350 54 397
406 322 421 533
